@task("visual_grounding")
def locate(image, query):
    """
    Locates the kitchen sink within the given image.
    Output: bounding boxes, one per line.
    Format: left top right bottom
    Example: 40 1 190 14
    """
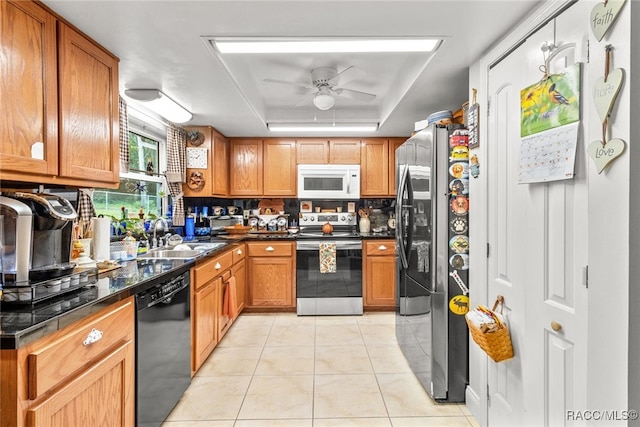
183 242 228 251
139 249 203 259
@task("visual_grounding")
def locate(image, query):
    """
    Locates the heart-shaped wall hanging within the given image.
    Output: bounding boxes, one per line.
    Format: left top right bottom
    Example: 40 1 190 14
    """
588 138 625 173
593 67 624 123
590 0 626 41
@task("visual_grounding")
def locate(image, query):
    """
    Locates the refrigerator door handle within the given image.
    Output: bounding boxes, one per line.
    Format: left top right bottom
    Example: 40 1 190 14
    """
405 168 415 267
396 165 410 269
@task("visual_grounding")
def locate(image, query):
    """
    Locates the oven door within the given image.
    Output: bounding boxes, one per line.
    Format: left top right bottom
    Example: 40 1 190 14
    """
296 239 363 315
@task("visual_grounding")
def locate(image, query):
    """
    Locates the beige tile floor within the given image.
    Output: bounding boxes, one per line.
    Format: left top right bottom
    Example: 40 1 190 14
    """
163 312 480 427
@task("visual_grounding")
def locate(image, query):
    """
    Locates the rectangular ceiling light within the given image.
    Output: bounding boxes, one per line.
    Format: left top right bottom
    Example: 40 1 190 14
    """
213 37 440 54
268 122 378 132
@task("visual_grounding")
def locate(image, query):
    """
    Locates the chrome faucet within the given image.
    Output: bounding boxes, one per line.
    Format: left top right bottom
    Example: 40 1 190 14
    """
151 218 169 248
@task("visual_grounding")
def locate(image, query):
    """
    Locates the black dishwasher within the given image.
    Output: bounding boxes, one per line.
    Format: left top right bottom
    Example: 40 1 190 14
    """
136 268 191 427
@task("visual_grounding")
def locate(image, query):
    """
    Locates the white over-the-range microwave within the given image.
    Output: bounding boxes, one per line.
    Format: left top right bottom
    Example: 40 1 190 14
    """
297 164 360 199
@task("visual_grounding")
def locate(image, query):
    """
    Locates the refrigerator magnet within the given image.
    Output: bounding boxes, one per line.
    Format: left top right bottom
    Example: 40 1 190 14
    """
449 235 470 253
449 178 469 195
449 162 469 179
470 155 480 178
450 145 469 160
449 295 470 315
451 196 469 215
450 254 469 270
450 217 469 234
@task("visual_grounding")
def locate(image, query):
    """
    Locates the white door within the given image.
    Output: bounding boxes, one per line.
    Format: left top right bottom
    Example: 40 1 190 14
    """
486 2 589 426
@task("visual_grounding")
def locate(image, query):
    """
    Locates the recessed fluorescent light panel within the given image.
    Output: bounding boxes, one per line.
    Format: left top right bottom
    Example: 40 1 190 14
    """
212 37 441 54
124 89 193 124
268 123 378 132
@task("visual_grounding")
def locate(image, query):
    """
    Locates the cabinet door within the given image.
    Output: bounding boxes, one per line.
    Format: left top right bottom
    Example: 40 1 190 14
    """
230 139 263 196
361 139 389 196
26 341 135 427
364 240 396 308
233 260 246 314
329 139 361 164
0 1 58 177
58 22 120 185
247 257 293 307
263 138 296 196
297 138 329 163
388 138 406 196
212 131 229 197
193 280 218 372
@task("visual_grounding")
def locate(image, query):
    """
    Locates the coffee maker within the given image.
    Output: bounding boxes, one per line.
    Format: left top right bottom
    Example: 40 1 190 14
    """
1 192 78 284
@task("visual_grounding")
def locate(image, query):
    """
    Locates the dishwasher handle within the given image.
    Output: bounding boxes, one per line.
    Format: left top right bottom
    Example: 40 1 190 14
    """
146 281 189 308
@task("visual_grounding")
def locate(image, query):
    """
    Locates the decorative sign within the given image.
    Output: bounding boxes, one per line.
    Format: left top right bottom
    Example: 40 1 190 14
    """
186 147 208 169
520 63 581 137
593 68 624 123
468 103 480 150
588 138 625 174
590 0 626 41
518 122 579 184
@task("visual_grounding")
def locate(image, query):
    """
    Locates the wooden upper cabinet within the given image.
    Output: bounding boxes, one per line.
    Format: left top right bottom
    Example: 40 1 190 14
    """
0 2 120 187
183 126 229 197
329 139 361 164
57 22 119 184
388 138 406 196
361 139 389 196
230 139 263 196
297 138 329 164
0 1 58 176
263 138 296 196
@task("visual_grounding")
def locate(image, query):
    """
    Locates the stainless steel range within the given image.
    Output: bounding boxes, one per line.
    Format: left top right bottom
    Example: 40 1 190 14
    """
296 212 362 315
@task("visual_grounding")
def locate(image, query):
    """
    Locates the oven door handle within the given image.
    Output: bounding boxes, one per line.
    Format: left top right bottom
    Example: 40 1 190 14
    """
296 240 362 251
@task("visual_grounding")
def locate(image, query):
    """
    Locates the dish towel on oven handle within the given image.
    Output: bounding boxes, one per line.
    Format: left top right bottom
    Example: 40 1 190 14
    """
319 242 337 273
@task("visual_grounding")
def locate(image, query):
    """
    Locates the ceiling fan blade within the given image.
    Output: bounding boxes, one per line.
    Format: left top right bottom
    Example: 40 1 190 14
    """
295 91 317 107
334 87 376 102
263 78 315 90
329 66 355 83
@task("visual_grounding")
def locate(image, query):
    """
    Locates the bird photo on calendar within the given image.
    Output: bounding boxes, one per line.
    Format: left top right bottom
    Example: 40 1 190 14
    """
520 62 581 137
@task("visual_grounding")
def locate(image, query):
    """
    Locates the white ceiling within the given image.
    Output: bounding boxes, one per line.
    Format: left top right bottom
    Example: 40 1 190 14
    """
43 0 541 138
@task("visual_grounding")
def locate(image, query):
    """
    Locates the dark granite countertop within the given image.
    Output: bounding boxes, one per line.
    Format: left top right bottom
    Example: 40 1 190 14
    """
0 242 234 350
360 231 396 239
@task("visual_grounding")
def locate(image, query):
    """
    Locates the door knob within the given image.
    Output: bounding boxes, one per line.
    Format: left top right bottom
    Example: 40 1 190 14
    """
551 321 562 332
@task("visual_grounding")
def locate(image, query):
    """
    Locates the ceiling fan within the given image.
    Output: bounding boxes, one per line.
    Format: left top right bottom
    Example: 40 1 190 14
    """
264 66 376 110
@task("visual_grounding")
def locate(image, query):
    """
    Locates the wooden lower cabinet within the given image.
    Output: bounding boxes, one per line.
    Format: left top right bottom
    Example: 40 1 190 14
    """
363 240 396 309
0 297 135 427
192 277 219 373
191 243 246 374
246 241 295 309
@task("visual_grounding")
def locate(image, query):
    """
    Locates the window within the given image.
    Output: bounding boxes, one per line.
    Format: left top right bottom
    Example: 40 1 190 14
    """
94 129 166 220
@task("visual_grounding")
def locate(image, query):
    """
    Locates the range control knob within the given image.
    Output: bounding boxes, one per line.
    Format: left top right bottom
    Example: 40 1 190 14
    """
340 216 346 222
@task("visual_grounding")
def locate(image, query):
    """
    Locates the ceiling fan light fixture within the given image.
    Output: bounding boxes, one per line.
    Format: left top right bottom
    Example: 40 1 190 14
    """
124 89 193 124
313 88 335 110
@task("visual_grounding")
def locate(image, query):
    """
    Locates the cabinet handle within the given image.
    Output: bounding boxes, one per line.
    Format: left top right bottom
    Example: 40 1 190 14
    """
551 321 562 332
237 249 242 255
215 262 221 270
83 328 103 346
378 245 387 251
266 246 275 252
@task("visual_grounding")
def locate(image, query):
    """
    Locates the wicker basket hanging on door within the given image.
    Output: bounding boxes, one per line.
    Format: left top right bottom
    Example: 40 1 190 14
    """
465 295 514 363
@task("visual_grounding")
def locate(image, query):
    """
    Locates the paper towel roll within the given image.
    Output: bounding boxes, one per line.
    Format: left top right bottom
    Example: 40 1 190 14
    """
92 217 111 262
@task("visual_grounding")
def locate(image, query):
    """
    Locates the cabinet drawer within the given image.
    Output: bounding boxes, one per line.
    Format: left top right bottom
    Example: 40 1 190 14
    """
232 243 246 264
248 242 293 257
27 297 135 399
194 250 233 289
365 240 396 256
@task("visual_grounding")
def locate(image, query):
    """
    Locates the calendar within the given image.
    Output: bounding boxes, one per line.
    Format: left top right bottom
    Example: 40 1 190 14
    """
517 122 579 184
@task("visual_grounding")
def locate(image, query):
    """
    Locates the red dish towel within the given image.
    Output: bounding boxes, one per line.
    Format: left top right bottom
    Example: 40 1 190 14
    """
223 275 239 319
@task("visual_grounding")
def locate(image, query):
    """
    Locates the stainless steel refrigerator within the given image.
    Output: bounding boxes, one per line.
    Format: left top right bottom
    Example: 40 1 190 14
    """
395 124 469 403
